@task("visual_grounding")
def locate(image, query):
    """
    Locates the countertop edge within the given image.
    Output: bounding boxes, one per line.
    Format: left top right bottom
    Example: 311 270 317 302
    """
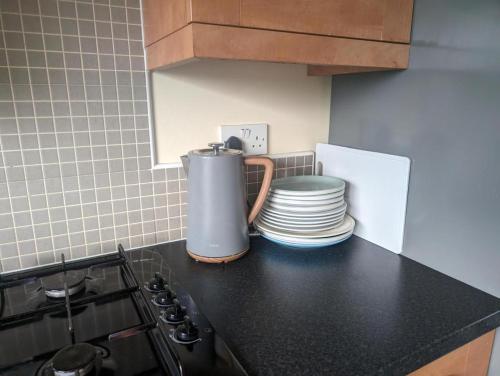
382 310 500 374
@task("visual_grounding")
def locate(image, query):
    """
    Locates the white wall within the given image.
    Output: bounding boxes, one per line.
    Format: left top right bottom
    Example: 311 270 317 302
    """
151 60 331 164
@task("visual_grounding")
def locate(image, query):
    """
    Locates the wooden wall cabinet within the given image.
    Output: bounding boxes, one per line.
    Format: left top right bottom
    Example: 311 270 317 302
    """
143 0 414 75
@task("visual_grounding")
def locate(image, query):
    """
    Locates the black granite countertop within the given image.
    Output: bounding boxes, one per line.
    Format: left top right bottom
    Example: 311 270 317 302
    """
149 236 500 375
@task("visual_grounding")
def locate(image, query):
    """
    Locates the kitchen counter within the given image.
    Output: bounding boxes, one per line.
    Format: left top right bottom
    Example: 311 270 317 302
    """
149 236 500 375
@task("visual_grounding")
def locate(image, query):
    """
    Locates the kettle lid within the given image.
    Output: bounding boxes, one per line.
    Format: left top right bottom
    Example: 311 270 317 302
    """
192 142 242 157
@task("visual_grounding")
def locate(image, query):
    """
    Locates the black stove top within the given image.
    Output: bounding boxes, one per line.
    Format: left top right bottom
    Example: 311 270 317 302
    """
0 246 247 376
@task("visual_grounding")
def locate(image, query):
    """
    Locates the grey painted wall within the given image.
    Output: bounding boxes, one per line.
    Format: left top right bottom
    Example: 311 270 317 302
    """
329 0 500 373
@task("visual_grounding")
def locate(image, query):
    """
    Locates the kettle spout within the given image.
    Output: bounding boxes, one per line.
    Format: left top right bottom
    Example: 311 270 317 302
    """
180 154 189 175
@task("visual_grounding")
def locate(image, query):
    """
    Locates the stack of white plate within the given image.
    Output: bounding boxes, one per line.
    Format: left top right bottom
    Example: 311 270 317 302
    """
254 175 355 248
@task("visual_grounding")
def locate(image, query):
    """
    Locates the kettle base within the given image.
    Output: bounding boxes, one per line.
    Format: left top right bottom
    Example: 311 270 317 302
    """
187 248 249 264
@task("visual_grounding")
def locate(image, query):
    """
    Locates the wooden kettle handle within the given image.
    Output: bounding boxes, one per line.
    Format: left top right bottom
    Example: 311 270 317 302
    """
244 157 274 224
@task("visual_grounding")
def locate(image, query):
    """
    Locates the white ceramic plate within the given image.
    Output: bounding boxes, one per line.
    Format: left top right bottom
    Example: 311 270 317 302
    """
258 227 354 248
254 215 355 239
266 199 346 213
260 210 345 225
271 176 345 196
262 202 347 219
259 211 345 226
258 217 344 233
270 190 344 201
267 194 344 206
259 212 344 227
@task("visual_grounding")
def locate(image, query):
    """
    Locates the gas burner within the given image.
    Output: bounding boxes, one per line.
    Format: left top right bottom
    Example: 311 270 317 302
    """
25 278 103 314
36 343 109 376
41 270 87 299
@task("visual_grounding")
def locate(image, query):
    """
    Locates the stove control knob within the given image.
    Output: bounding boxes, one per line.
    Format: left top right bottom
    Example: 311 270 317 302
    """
154 289 176 307
148 272 166 292
175 316 199 343
163 299 185 323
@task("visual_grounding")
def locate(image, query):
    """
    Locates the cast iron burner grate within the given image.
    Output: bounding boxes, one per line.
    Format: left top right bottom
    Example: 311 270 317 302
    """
0 248 168 376
35 255 113 376
0 255 137 328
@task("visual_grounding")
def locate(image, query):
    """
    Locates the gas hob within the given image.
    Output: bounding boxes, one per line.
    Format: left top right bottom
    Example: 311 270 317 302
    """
0 245 247 376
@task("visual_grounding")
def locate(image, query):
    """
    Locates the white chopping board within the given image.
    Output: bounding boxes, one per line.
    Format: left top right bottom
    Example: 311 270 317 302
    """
316 144 410 254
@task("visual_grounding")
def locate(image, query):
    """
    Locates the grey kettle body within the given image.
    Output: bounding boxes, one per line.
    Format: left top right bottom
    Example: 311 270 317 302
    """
182 143 273 263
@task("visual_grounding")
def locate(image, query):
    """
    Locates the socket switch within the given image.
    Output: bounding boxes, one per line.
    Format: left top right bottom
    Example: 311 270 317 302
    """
220 124 268 155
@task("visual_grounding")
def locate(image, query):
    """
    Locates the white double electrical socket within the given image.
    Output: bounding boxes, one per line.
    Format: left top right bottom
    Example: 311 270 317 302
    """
219 123 268 155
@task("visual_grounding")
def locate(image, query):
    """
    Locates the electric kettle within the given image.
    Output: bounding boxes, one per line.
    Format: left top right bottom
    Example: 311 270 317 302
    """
180 143 274 263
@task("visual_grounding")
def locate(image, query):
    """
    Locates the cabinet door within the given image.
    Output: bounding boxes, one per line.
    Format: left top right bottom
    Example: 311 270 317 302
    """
143 0 188 46
189 0 240 25
240 0 413 43
409 331 495 376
